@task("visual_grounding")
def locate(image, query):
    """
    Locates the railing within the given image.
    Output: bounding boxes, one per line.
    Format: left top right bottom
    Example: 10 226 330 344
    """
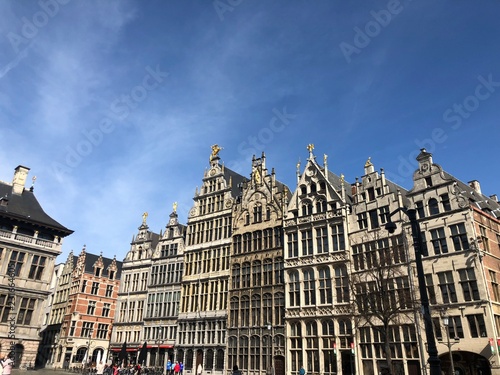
0 229 59 250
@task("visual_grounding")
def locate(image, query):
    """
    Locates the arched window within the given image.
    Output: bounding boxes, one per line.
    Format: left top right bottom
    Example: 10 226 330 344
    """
315 199 327 213
241 296 250 326
232 264 240 289
289 271 300 307
242 262 251 288
215 349 225 370
318 267 332 304
239 336 249 370
319 181 326 191
251 294 260 326
310 183 317 193
300 185 307 195
338 319 353 348
322 319 335 337
301 201 312 216
228 337 238 371
263 259 273 285
266 207 271 221
205 349 214 370
250 336 260 370
263 293 272 326
274 292 285 326
303 269 316 305
185 349 194 370
230 297 239 327
74 347 87 363
335 266 349 303
252 260 261 287
428 198 439 215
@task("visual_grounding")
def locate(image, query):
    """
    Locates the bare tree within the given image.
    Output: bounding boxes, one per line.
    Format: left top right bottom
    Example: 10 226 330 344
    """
350 232 418 375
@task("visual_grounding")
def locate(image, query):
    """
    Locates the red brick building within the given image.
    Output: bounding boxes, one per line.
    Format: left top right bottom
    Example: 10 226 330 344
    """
53 247 122 369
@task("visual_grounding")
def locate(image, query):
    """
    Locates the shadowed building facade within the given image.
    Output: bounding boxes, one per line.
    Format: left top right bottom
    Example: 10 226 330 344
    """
177 147 246 375
228 153 289 375
0 165 72 368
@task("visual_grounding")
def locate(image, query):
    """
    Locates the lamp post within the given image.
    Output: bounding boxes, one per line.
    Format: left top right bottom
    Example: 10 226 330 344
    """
155 327 164 369
267 324 274 375
86 329 94 375
332 337 337 375
442 316 459 375
385 207 441 375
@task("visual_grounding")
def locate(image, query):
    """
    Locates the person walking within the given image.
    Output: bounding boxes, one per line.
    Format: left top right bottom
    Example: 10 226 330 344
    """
1 354 14 375
174 361 180 374
179 362 184 375
96 361 105 375
232 365 241 375
197 363 203 375
299 366 306 375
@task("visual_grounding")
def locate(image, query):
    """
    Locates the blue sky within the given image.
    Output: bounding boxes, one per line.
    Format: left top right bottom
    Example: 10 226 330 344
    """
1 0 499 263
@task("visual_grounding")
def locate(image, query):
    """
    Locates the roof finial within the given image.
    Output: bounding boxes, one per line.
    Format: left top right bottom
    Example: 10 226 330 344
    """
210 144 222 162
307 143 314 159
30 176 37 191
142 212 148 225
173 202 178 213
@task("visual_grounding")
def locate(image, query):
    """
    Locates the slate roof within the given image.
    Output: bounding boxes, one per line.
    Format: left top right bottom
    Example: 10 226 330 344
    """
73 251 123 280
0 181 73 236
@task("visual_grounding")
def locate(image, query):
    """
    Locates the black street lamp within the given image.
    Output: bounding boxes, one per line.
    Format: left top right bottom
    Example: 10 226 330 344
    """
442 316 460 375
385 207 441 375
267 324 274 375
155 327 164 369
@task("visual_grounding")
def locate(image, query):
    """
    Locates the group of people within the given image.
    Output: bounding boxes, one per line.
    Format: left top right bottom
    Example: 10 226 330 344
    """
165 359 184 375
0 353 14 375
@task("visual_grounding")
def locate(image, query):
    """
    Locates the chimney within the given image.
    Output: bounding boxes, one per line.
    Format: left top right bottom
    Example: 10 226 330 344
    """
468 180 482 195
489 194 498 203
12 165 30 195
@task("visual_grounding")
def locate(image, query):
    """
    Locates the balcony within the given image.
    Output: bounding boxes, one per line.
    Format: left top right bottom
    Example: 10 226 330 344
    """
0 228 61 251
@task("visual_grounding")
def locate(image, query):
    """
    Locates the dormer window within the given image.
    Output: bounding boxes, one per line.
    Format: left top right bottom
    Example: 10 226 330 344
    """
95 268 101 277
109 270 115 280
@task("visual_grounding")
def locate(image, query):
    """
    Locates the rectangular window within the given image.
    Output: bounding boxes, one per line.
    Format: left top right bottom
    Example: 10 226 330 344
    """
437 271 457 303
458 268 480 301
316 227 328 254
16 298 36 325
91 282 99 295
466 314 486 338
301 229 313 256
490 271 500 302
87 301 96 315
378 206 390 224
415 201 425 219
0 294 11 323
447 316 464 339
287 233 298 258
28 255 46 280
81 280 87 293
97 323 109 339
450 223 469 251
69 320 76 336
441 193 451 211
331 224 345 251
369 209 379 229
425 274 437 305
480 226 490 252
9 251 26 277
357 212 368 230
430 228 448 255
82 322 93 338
102 303 111 317
105 285 113 297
